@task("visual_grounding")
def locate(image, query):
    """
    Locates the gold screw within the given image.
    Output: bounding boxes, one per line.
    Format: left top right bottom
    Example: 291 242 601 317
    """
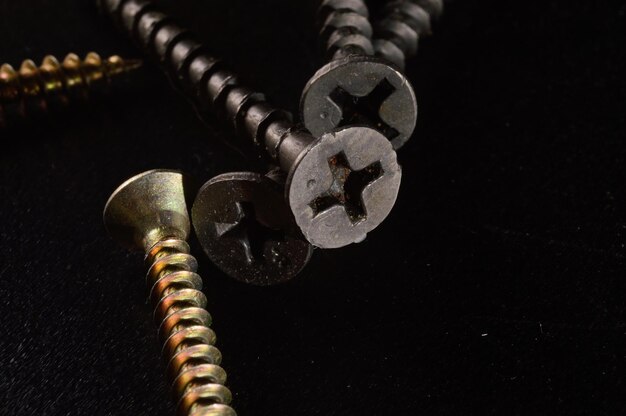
103 170 237 416
0 52 141 126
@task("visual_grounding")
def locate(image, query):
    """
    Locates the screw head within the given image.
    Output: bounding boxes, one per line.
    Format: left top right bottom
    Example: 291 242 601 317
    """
300 54 417 150
103 169 195 252
286 126 402 249
192 172 313 285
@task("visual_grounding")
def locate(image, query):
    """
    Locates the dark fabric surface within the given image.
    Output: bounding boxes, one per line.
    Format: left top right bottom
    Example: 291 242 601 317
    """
1 0 625 414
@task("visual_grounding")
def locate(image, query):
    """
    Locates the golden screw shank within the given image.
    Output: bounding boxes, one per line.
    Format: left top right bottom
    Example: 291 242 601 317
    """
0 52 141 125
103 170 237 416
146 239 236 416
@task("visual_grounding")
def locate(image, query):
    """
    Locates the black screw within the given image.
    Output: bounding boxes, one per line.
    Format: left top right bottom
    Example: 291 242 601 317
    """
373 0 444 71
301 0 443 150
191 171 313 286
100 0 402 250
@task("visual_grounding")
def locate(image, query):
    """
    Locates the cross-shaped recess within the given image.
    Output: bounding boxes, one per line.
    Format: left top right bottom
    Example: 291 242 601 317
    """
309 152 383 223
328 78 399 140
216 202 285 264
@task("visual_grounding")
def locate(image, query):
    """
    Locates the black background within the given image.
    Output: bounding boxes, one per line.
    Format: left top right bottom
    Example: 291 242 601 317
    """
1 0 625 414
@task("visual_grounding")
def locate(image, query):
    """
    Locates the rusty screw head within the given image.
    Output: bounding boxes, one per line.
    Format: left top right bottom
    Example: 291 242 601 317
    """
192 172 313 285
285 126 402 249
300 54 417 150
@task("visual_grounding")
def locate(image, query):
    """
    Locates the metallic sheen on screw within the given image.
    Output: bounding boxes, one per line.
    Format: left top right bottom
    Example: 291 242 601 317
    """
99 0 402 249
301 0 442 150
103 170 237 416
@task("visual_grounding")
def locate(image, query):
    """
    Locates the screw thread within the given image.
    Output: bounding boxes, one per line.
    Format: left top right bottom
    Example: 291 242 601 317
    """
0 52 141 126
100 0 315 170
145 238 236 416
373 0 443 70
317 0 374 61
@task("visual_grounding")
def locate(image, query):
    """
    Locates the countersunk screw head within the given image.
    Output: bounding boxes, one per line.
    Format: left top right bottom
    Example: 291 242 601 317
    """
103 169 196 252
192 172 313 285
300 54 417 150
286 126 401 249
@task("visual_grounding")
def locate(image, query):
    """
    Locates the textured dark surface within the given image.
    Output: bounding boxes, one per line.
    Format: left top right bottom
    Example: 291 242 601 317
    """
1 0 625 415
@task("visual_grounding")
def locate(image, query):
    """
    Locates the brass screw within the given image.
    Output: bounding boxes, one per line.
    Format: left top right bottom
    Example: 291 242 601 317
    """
103 170 236 416
0 52 141 126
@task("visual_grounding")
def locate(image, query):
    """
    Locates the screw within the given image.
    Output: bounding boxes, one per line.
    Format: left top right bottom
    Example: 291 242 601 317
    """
0 52 141 127
192 171 313 285
301 0 418 150
100 0 402 249
103 170 236 416
301 0 443 150
372 0 444 71
282 125 401 248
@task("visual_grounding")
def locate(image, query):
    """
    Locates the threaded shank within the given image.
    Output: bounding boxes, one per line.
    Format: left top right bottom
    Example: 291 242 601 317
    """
317 0 373 61
145 238 236 416
100 0 312 167
0 52 141 126
373 0 443 70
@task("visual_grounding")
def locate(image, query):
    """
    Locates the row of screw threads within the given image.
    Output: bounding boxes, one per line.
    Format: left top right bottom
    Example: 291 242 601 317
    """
373 0 444 70
0 52 141 126
317 0 374 61
146 238 236 416
100 0 314 170
316 0 443 70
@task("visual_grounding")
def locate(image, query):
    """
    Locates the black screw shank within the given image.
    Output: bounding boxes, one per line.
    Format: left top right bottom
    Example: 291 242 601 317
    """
317 0 373 61
373 0 444 70
99 0 308 166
